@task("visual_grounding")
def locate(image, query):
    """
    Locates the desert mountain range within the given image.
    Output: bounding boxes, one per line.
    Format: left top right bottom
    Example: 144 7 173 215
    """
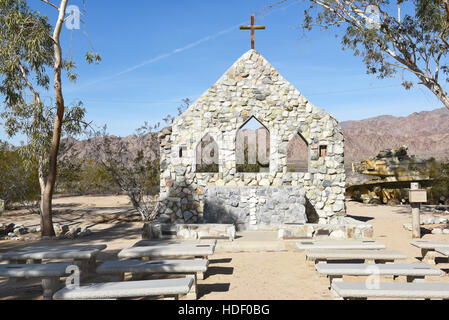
341 107 449 161
62 107 449 165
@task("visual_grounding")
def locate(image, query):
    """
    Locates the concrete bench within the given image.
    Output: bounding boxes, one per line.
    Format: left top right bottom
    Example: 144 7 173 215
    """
142 223 235 241
118 244 215 260
305 249 407 265
0 244 107 278
436 247 449 257
52 277 194 300
133 239 217 248
96 259 208 299
331 281 449 300
0 262 71 299
297 240 386 250
117 244 214 279
411 240 449 265
315 263 442 287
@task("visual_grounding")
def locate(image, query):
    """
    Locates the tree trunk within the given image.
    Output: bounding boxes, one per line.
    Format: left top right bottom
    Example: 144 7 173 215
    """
40 0 69 237
423 80 449 111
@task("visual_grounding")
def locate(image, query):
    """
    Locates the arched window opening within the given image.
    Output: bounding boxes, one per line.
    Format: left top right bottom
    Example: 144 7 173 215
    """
196 134 219 173
236 117 270 173
287 133 309 172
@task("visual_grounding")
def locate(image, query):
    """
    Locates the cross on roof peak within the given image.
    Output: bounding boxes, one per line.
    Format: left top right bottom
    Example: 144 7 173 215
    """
240 14 266 50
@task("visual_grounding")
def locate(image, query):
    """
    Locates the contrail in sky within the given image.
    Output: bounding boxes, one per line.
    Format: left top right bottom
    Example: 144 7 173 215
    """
68 0 300 92
114 24 242 77
66 22 244 92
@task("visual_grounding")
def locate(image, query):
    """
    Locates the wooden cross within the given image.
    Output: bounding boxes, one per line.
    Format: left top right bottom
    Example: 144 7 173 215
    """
240 14 266 50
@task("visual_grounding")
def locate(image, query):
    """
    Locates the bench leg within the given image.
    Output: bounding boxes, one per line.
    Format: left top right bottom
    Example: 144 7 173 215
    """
407 275 426 283
119 272 133 281
88 257 97 273
42 277 60 300
421 249 437 265
196 272 204 280
73 259 89 280
195 257 207 280
374 259 394 264
131 273 146 281
26 259 42 264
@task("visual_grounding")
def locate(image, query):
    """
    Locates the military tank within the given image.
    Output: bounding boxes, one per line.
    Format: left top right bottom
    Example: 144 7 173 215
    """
346 146 433 205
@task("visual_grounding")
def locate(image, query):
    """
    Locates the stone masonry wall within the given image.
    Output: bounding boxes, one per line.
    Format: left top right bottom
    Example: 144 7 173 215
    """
156 50 346 227
203 186 307 231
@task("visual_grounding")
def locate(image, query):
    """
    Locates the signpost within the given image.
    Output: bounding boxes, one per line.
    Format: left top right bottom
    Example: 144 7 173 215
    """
409 182 427 239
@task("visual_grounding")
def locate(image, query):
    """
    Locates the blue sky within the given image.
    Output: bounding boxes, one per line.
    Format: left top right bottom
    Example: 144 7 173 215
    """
1 0 445 144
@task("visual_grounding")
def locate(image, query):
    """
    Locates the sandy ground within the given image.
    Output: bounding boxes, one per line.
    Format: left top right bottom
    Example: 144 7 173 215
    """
1 195 449 300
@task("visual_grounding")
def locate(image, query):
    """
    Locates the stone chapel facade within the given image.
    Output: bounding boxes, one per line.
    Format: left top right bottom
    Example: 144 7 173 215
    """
157 50 346 231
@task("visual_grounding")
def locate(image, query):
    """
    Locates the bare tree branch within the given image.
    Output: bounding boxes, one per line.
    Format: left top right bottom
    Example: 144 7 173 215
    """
40 0 59 10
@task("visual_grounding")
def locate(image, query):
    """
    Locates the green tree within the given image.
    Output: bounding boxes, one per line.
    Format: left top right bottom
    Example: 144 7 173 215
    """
56 158 119 195
426 157 449 203
0 141 40 210
0 0 99 236
269 0 449 109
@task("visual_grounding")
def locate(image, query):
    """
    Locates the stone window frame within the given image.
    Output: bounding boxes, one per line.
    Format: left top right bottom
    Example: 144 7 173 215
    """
235 115 271 174
193 132 221 174
285 130 311 173
179 145 187 158
319 144 328 158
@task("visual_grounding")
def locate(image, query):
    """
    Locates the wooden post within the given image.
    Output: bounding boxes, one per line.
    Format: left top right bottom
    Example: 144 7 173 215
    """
411 183 421 239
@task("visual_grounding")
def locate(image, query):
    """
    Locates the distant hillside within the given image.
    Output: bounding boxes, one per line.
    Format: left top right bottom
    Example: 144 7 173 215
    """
341 108 449 161
61 108 449 165
60 133 159 163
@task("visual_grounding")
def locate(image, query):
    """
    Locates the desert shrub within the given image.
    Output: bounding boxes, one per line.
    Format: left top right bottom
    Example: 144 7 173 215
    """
57 158 119 195
0 141 40 210
100 145 160 220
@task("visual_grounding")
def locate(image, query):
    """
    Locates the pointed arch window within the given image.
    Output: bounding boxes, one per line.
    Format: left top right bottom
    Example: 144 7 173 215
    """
236 117 270 173
287 133 309 172
196 134 219 173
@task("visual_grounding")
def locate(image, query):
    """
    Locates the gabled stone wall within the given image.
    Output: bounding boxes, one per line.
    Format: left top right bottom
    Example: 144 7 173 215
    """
157 50 346 227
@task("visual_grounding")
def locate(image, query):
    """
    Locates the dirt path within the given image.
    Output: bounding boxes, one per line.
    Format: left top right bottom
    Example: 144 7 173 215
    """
1 196 449 300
